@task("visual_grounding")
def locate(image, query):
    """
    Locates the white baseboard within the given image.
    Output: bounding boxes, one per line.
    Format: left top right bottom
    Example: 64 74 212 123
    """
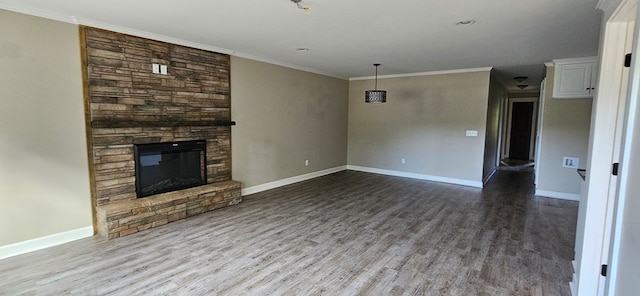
483 168 497 185
569 260 578 296
0 226 94 260
535 189 581 201
241 166 347 196
346 165 483 188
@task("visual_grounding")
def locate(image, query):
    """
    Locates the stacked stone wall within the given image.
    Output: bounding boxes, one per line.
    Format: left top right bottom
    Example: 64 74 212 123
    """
81 27 240 239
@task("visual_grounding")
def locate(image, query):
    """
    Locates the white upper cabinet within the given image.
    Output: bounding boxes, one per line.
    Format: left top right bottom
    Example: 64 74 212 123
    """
552 57 598 99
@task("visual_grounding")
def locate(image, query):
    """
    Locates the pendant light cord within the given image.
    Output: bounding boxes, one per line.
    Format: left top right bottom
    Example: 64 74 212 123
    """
375 66 378 90
373 63 380 91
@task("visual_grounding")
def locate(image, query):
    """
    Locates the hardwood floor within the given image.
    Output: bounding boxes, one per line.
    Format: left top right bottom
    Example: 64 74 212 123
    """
0 170 578 295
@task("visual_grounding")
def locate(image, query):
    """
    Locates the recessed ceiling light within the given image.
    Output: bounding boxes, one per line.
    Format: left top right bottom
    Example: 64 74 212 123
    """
456 20 476 26
296 48 309 52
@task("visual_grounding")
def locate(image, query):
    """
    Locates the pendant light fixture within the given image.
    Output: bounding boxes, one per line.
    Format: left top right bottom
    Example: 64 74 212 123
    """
365 63 387 103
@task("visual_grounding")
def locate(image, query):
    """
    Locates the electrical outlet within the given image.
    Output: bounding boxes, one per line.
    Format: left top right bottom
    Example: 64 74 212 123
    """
401 158 406 164
563 157 579 168
466 130 478 137
160 65 168 75
152 63 160 74
305 159 309 166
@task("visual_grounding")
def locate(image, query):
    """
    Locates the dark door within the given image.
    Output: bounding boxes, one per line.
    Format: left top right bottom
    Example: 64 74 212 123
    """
509 102 534 160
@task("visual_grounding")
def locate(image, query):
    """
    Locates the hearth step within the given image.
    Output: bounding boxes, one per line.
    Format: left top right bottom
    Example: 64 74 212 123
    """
96 181 242 239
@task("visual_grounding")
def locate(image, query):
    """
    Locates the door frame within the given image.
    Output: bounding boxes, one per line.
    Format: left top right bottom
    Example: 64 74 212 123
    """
503 97 538 160
572 0 637 295
534 79 546 186
605 2 639 295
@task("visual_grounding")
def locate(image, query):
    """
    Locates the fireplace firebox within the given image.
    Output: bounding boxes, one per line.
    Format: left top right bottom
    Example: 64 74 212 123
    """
134 140 207 198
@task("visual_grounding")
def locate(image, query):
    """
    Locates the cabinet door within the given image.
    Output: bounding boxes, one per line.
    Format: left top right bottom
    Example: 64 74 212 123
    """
552 62 594 98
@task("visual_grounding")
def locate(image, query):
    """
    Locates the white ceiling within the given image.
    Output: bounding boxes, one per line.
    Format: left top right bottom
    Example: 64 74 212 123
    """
0 0 602 92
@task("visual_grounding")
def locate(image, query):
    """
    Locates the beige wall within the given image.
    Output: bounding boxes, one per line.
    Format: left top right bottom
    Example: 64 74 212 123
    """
536 65 592 195
0 10 92 246
230 57 349 188
347 70 491 183
483 75 507 181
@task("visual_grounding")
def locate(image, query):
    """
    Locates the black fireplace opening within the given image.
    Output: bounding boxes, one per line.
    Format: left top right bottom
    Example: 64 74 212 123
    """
134 140 207 198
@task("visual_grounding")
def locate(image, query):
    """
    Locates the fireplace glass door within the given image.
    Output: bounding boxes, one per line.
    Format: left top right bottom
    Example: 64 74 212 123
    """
134 140 207 198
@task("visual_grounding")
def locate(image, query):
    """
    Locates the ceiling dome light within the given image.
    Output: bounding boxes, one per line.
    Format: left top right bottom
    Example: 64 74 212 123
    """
517 85 529 89
456 20 476 26
365 63 387 103
513 76 528 82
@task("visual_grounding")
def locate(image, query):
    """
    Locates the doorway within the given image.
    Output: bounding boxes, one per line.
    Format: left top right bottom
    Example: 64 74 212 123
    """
509 102 534 160
502 97 538 169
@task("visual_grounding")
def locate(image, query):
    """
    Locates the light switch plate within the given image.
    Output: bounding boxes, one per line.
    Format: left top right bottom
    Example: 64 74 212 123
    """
466 130 478 137
160 65 168 75
152 63 160 74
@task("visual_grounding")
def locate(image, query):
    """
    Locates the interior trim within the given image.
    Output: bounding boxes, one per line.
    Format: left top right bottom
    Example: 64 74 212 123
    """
0 3 345 80
241 166 348 196
534 189 581 201
0 2 76 24
0 3 232 55
0 226 93 260
347 165 484 188
483 168 497 185
349 67 493 81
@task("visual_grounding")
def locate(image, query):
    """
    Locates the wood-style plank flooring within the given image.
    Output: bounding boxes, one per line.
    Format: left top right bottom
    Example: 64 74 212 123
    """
0 170 578 295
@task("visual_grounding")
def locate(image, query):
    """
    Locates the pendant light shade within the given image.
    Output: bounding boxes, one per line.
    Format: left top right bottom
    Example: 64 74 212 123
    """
365 90 387 103
365 63 387 103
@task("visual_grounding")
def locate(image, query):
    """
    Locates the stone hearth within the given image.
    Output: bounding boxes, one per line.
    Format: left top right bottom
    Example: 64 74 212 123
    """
97 181 241 239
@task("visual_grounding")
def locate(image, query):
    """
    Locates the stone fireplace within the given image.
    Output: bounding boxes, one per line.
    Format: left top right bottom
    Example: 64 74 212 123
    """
80 27 241 239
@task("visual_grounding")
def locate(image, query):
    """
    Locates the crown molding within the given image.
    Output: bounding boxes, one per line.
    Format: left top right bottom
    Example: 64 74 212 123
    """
349 67 493 81
76 17 234 55
0 3 235 55
597 0 637 22
0 4 502 83
596 0 623 14
1 3 349 80
231 52 346 80
0 3 77 23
